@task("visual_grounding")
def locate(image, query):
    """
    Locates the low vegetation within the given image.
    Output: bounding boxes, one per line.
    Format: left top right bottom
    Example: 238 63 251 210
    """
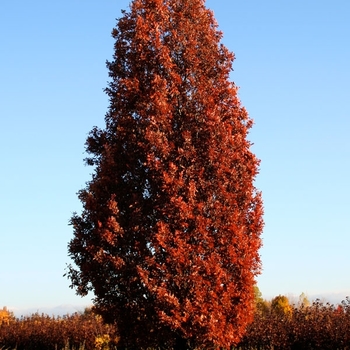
240 296 350 349
2 296 350 349
0 307 118 350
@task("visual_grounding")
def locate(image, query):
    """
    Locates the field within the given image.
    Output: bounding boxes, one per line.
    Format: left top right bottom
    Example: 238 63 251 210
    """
0 308 117 350
1 298 350 349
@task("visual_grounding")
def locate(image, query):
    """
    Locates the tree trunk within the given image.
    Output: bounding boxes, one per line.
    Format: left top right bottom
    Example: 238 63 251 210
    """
174 334 188 350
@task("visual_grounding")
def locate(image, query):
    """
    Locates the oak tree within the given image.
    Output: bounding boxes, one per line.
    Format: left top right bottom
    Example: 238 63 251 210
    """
298 292 311 308
254 286 269 316
0 307 14 326
271 295 292 317
67 0 263 348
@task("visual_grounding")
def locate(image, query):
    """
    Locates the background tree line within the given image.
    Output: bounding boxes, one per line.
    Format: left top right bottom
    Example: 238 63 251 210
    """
2 294 350 349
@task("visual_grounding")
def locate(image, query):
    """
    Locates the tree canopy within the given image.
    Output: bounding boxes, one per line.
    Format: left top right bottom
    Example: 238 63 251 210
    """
67 0 263 348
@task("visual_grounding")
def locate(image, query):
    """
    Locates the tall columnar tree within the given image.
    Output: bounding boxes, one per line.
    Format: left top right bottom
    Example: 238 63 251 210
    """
67 0 263 348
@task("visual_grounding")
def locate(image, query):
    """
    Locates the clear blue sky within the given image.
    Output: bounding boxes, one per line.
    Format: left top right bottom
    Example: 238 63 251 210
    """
1 0 349 314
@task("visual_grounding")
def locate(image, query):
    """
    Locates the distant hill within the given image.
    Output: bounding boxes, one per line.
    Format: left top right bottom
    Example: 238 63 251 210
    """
10 304 90 318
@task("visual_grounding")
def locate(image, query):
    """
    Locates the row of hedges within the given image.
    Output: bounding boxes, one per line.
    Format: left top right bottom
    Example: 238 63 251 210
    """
237 297 350 350
2 298 350 349
0 309 118 350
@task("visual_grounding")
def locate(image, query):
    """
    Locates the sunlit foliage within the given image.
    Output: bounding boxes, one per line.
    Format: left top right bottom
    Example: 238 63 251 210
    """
67 0 263 348
0 307 14 326
0 309 117 350
270 295 293 316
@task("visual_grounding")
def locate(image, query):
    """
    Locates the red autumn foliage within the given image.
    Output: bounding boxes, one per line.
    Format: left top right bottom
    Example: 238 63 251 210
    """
67 0 263 348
